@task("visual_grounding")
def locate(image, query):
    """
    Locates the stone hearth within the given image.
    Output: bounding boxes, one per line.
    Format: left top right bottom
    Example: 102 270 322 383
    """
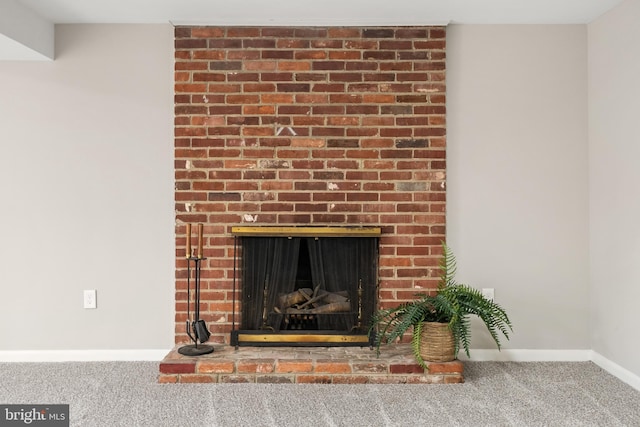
159 344 463 384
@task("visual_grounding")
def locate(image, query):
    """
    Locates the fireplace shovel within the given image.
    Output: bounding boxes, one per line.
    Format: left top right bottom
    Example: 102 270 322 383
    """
192 319 210 343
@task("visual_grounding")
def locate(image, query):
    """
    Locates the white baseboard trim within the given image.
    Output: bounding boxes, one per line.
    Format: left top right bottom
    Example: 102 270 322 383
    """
0 349 171 362
1 348 639 391
457 349 592 362
591 351 640 391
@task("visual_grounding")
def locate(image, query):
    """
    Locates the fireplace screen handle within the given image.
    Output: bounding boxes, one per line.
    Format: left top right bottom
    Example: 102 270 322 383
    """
261 276 275 331
351 278 363 332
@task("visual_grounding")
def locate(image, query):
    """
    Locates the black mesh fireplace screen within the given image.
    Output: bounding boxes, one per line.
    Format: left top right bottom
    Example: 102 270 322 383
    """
233 233 378 346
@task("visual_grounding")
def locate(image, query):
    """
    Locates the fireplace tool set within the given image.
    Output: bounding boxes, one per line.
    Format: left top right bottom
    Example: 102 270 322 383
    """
178 223 214 356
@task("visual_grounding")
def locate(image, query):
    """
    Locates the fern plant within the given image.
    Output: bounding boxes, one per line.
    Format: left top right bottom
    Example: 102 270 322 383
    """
370 243 513 368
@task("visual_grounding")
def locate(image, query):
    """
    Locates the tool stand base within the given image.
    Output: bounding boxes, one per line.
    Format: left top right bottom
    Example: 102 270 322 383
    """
177 344 215 356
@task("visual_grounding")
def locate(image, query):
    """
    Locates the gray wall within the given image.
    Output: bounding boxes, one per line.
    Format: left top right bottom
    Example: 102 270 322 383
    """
0 24 175 351
589 0 640 377
446 25 590 350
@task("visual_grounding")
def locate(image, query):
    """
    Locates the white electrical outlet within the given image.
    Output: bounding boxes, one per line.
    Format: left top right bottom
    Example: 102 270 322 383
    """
482 288 495 301
84 290 97 309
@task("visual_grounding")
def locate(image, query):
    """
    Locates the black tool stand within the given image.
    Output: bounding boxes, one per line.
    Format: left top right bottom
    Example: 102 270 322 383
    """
178 256 214 356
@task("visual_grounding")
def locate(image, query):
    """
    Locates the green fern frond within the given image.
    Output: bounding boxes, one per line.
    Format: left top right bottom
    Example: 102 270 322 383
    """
411 322 428 369
454 315 472 358
439 241 458 288
452 283 513 351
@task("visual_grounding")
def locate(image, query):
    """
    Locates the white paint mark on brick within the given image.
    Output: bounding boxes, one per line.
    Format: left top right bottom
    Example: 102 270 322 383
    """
328 182 339 190
202 95 209 103
276 126 297 136
185 203 193 213
186 160 192 169
330 203 336 211
243 214 258 223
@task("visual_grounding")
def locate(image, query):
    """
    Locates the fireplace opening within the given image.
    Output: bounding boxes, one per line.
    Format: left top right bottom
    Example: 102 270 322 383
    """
230 227 379 346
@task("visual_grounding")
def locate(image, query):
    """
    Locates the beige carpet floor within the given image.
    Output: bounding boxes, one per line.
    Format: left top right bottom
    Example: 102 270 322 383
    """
0 361 639 426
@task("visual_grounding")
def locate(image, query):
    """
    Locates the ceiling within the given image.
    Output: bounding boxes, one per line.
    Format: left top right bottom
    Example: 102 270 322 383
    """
1 0 625 60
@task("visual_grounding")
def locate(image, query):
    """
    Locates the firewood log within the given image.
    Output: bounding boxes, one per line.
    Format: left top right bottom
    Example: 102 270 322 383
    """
317 290 349 304
278 288 312 308
296 293 327 310
285 301 351 314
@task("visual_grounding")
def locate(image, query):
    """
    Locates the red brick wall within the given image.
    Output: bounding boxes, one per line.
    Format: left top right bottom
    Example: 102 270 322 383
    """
174 26 446 344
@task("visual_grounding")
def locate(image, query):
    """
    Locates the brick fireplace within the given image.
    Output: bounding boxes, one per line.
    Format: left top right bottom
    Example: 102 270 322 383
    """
163 25 453 383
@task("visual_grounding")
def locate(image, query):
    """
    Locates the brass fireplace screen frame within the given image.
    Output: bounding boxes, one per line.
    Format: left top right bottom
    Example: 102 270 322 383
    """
230 226 381 347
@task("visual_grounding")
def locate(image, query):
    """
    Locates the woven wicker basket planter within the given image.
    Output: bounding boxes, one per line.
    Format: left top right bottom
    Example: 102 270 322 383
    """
420 321 456 362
